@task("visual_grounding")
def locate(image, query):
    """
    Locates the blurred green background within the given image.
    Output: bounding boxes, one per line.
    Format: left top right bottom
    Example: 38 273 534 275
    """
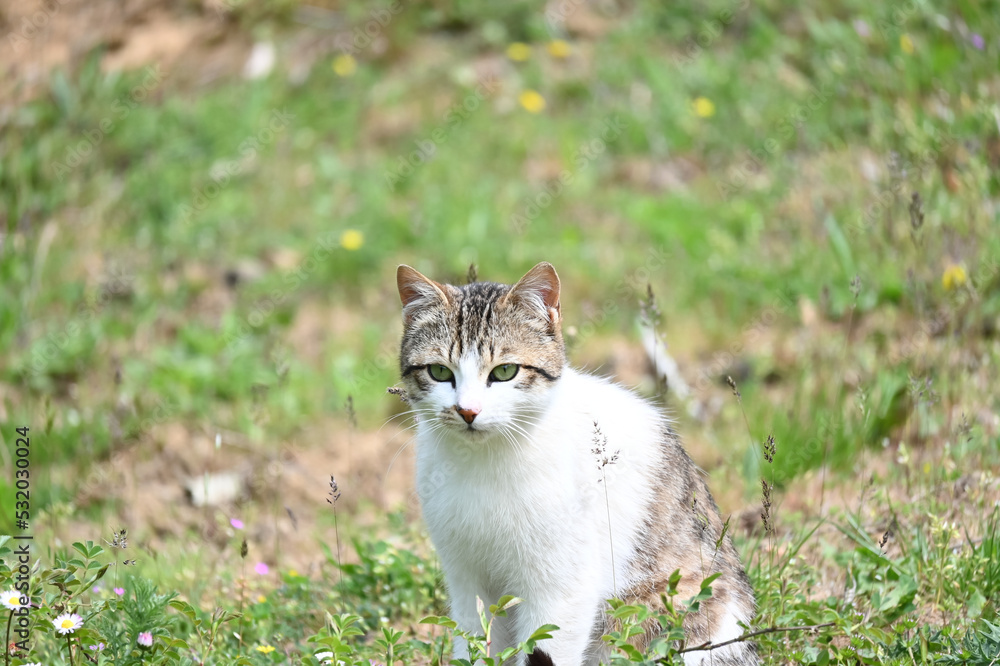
1 0 999 652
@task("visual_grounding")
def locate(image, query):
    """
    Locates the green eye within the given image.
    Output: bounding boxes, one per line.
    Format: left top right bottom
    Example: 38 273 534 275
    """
428 364 454 382
490 364 519 382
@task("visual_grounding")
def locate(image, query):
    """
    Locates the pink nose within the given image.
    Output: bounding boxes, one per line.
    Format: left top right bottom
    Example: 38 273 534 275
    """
456 406 481 424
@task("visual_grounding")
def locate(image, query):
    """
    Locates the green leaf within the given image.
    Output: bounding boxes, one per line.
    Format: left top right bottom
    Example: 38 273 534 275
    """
527 624 559 642
489 595 523 616
496 646 519 661
420 615 458 629
615 643 644 660
90 563 111 584
699 572 723 590
381 626 403 644
823 213 855 280
164 637 190 650
169 599 199 623
609 604 644 620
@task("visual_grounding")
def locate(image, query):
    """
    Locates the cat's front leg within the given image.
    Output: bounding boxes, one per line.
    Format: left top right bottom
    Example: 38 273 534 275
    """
445 574 518 663
448 588 478 662
515 594 604 666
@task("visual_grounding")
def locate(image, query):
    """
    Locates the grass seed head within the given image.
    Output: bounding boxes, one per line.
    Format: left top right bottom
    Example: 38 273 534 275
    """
763 434 776 464
328 476 341 505
345 395 357 429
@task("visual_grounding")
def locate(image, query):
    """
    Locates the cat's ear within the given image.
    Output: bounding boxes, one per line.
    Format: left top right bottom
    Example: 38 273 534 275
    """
505 262 561 327
397 265 452 325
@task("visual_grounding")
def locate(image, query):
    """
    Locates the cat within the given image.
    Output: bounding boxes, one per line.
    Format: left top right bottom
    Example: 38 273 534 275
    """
395 262 758 666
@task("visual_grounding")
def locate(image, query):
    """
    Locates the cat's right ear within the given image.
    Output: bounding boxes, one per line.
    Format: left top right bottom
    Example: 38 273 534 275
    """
397 265 451 325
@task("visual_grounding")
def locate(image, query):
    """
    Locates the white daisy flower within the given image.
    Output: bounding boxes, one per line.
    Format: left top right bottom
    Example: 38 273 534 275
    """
53 612 84 634
0 589 25 610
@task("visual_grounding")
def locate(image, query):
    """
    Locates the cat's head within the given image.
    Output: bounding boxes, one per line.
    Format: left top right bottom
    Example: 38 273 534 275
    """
396 262 566 438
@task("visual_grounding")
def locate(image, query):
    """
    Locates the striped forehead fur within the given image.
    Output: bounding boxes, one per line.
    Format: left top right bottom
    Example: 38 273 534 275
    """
397 265 566 393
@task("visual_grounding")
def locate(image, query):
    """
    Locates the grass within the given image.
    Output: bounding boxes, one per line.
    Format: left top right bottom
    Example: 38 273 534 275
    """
1 0 999 663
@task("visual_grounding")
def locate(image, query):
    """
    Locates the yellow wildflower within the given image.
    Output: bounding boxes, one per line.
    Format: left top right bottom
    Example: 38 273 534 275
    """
942 264 967 290
340 229 364 251
506 42 531 61
518 90 546 113
547 40 571 58
900 34 915 54
288 569 299 577
692 96 715 118
256 645 276 653
332 54 357 77
257 594 267 603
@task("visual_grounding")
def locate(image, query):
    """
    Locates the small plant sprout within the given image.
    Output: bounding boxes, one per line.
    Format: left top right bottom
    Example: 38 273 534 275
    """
592 421 620 596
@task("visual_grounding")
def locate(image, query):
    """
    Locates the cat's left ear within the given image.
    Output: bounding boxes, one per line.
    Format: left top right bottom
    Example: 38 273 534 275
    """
505 262 561 328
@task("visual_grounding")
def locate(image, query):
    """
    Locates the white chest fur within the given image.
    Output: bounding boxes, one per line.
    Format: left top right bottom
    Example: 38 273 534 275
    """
415 368 664 605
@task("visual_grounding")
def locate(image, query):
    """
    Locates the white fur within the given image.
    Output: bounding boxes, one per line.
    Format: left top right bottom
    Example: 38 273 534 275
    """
415 366 670 664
